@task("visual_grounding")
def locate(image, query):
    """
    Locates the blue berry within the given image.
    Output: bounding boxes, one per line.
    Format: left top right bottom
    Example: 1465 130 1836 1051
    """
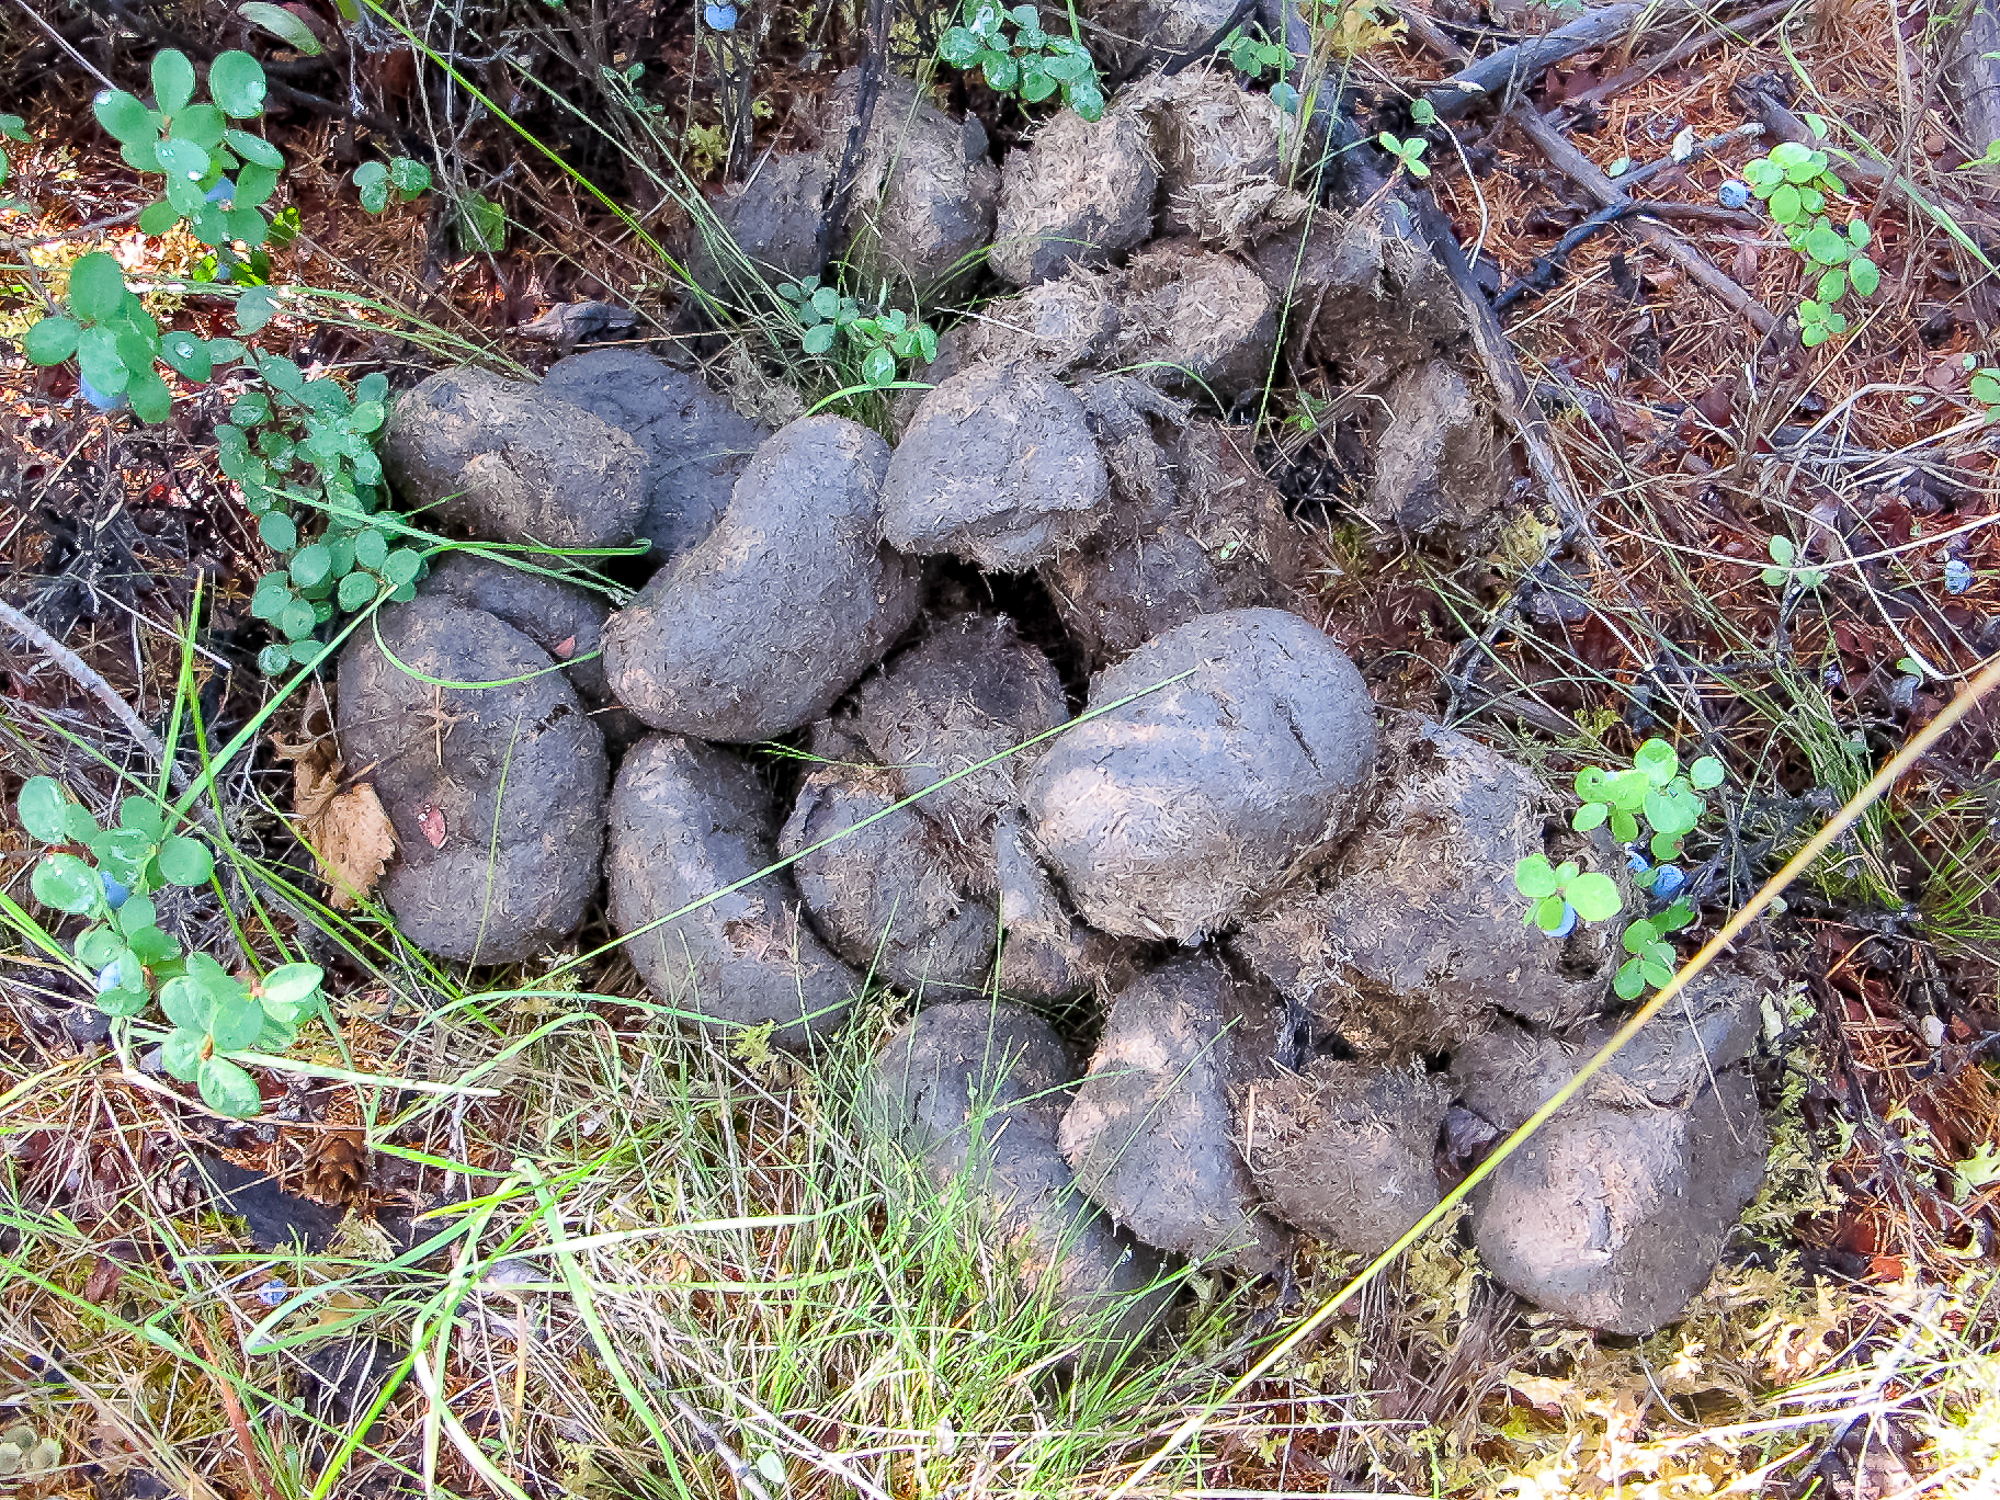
1651 864 1686 899
1546 901 1578 939
1626 851 1651 874
101 873 130 910
78 374 128 413
206 179 235 203
95 958 129 993
1944 558 1974 595
703 2 737 28
1717 179 1752 211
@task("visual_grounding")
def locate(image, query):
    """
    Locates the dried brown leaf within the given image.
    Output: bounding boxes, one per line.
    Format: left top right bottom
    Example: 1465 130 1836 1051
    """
273 682 396 909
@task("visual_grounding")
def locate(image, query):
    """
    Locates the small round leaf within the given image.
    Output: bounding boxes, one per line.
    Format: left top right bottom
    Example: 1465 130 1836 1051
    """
158 835 214 887
32 853 103 915
209 51 269 118
17 776 69 842
66 252 128 323
1565 872 1623 923
198 1055 262 1117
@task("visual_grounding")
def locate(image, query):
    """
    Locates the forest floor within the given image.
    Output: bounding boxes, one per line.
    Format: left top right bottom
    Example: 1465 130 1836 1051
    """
2 0 1999 1497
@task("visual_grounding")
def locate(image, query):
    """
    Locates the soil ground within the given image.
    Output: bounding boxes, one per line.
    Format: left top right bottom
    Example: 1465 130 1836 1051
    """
2 1 1999 1497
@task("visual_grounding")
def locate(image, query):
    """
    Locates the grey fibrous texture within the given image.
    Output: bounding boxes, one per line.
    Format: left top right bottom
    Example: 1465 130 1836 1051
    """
381 367 646 549
607 734 858 1049
540 348 769 563
866 1001 1175 1358
1024 608 1379 941
1060 955 1293 1273
336 593 607 964
604 415 925 742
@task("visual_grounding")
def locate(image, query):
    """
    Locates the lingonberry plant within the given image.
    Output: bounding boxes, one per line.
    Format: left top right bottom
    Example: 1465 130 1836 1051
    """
16 47 431 672
775 274 940 389
1741 138 1881 348
17 777 324 1118
1515 739 1725 999
940 2 1105 120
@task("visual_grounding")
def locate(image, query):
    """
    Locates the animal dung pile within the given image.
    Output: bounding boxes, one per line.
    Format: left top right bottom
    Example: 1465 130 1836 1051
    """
342 63 1771 1351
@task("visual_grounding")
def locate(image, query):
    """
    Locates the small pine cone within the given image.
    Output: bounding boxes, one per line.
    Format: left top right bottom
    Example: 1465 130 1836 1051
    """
301 1131 369 1204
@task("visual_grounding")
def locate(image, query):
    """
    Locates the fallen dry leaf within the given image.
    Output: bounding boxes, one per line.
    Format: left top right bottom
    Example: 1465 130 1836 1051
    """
272 682 397 909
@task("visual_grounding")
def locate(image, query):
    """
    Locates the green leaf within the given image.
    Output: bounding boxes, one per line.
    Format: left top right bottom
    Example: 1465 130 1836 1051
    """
1649 829 1682 861
382 547 423 587
860 345 897 387
18 778 69 843
1068 81 1104 121
208 994 268 1052
1688 756 1723 790
209 51 269 118
458 191 505 253
128 923 180 965
160 330 213 380
1768 183 1801 223
1633 739 1677 786
1514 854 1559 898
337 569 375 611
76 926 123 967
1613 959 1647 1000
92 89 154 147
1802 225 1850 265
235 284 278 332
158 835 214 886
983 53 1020 92
127 369 172 424
22 316 79 366
941 26 983 65
198 1055 262 1116
1817 268 1847 304
76 326 130 394
66 252 128 323
153 134 210 183
290 541 332 589
235 161 280 208
1571 801 1609 832
257 643 292 674
162 1029 206 1082
389 157 431 195
1565 872 1622 922
1608 808 1639 844
152 49 197 115
239 1 324 53
259 962 323 1011
63 805 100 842
137 200 182 236
1849 256 1880 297
356 170 389 214
1768 534 1795 565
276 596 317 640
800 323 835 355
170 104 227 149
226 128 283 168
259 511 300 553
32 853 102 915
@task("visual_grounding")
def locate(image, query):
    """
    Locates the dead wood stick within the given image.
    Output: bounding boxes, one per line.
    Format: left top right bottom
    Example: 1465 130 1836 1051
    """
668 1393 775 1500
1513 107 1778 331
1403 192 1601 546
0 598 187 793
1420 0 1754 121
1553 0 1802 115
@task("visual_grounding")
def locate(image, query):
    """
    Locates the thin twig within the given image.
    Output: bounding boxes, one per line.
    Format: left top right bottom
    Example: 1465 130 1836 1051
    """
0 598 186 793
668 1393 775 1500
813 0 889 277
183 1314 286 1500
1420 0 1756 121
1511 106 1778 331
1552 0 1803 116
